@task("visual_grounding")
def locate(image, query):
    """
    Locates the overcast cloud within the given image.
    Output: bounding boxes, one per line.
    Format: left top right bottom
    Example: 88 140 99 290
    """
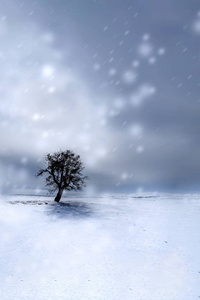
1 0 200 194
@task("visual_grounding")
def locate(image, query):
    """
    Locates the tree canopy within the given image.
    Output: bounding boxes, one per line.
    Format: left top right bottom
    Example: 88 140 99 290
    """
36 150 88 202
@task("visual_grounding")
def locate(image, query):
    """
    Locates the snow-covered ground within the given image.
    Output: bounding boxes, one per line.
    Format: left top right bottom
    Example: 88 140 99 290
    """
0 193 200 300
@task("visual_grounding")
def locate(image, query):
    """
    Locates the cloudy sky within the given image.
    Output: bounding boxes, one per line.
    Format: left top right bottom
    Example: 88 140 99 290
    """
1 0 200 194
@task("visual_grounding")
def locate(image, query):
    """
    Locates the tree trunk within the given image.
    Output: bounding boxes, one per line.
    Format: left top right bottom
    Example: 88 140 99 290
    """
54 187 64 202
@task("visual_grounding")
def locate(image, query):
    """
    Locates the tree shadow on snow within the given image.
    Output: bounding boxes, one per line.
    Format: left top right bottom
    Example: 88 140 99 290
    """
45 201 96 220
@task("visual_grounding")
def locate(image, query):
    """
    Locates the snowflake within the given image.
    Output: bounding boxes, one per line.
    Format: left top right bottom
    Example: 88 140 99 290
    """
121 173 128 180
138 42 153 57
48 86 56 93
129 124 143 137
142 34 150 41
158 48 166 55
130 84 156 106
93 64 100 70
122 70 137 84
148 57 156 64
124 30 130 36
136 146 144 153
32 114 40 121
108 68 117 76
42 65 54 78
132 60 140 68
193 19 200 34
113 97 126 109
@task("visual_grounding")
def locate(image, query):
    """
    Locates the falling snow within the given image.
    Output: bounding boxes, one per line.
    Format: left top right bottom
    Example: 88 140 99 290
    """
138 42 153 57
0 1 200 200
122 70 137 84
193 15 200 34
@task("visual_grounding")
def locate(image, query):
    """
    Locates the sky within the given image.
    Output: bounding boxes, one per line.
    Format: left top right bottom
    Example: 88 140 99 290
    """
1 0 200 194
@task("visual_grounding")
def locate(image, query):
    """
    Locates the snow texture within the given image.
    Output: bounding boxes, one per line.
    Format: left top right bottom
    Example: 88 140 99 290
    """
0 193 200 299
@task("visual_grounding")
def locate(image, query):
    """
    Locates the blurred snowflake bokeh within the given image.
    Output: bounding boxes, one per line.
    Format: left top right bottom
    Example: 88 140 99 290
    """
1 0 200 194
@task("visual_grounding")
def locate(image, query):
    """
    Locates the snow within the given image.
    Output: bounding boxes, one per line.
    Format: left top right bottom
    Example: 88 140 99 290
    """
129 124 143 138
138 42 153 57
130 84 156 107
158 48 166 56
108 68 117 76
193 18 200 34
148 56 156 65
142 34 150 41
0 193 200 299
132 60 140 68
93 64 100 71
136 145 144 153
122 70 137 84
42 65 55 78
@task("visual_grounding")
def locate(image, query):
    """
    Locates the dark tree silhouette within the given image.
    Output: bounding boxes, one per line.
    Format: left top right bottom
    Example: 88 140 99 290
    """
36 150 88 202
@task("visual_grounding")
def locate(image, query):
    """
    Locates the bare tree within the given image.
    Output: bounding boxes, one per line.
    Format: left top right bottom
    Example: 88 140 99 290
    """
36 150 88 202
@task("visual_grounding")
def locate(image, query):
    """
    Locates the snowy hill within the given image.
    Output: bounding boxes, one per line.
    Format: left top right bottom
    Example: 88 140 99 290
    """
0 193 200 299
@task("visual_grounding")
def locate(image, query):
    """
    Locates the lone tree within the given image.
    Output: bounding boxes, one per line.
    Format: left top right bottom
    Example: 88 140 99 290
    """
36 150 88 202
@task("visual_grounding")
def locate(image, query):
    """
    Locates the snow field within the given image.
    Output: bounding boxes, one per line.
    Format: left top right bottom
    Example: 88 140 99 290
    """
0 194 200 299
